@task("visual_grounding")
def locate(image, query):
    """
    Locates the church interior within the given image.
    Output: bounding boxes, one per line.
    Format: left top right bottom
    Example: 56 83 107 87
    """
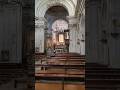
0 0 120 90
35 0 85 90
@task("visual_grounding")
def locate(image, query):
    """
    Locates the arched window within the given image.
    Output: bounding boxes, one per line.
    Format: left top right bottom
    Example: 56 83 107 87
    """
52 19 68 31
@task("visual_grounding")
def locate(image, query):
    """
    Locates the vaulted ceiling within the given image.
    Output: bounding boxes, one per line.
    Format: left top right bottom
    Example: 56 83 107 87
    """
35 0 78 17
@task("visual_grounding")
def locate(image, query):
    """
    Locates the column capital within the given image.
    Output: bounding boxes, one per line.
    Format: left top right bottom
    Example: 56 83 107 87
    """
67 16 79 25
35 17 47 28
67 16 79 28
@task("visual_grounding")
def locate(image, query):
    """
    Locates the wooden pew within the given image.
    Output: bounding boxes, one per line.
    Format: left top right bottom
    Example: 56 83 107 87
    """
35 53 85 83
86 63 120 90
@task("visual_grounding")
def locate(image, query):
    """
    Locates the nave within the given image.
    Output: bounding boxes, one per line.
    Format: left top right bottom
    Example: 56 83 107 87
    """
35 53 85 90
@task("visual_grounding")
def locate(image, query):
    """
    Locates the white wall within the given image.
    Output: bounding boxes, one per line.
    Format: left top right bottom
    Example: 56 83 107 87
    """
35 27 45 53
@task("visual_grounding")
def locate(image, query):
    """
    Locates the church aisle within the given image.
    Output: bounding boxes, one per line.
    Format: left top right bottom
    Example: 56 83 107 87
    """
35 82 85 90
35 53 85 90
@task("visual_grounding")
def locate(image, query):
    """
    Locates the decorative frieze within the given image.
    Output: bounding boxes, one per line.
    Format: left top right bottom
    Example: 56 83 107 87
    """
47 0 63 6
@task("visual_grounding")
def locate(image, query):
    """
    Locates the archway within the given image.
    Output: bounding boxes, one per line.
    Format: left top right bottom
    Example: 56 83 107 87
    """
35 0 76 17
35 1 85 90
35 0 85 55
44 6 69 55
35 0 76 54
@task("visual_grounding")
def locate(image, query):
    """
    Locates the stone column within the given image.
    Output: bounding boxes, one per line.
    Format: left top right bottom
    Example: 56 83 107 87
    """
67 16 79 53
35 17 46 53
78 14 85 55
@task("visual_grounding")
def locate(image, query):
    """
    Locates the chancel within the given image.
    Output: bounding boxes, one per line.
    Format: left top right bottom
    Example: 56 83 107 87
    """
52 19 69 53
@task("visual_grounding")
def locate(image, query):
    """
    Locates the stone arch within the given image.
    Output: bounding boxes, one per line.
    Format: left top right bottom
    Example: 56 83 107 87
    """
44 5 69 30
35 0 77 54
44 4 69 17
35 0 75 18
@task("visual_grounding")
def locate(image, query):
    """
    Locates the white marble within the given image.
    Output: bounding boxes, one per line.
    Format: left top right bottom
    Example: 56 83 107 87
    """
67 16 79 53
35 17 47 53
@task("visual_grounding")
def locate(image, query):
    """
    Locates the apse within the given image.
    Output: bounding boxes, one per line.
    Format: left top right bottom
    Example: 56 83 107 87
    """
44 6 69 53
